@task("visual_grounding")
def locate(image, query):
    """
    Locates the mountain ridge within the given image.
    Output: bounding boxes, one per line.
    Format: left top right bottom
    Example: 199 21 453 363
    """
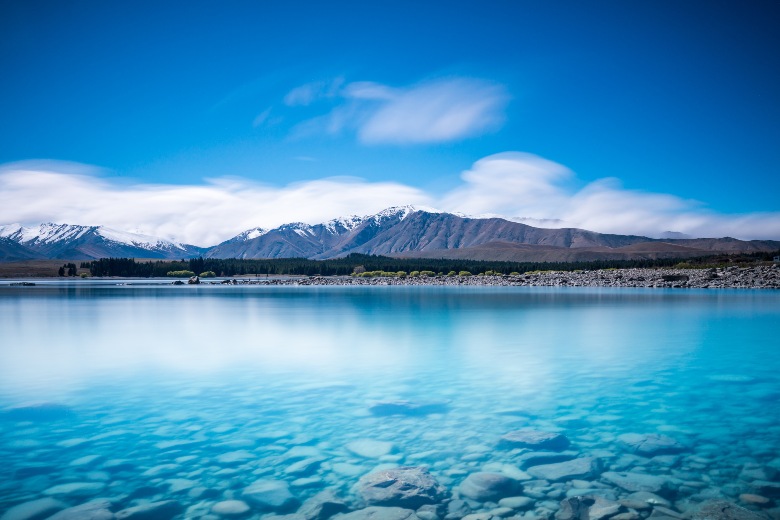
0 223 206 261
2 206 778 262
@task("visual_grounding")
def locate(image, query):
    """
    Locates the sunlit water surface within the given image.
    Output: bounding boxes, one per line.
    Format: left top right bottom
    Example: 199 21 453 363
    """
0 283 778 518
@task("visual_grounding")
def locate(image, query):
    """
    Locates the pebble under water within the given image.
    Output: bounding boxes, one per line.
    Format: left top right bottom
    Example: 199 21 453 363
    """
0 284 779 520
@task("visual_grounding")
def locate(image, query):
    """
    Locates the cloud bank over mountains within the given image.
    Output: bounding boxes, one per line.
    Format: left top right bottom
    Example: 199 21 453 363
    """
2 153 778 246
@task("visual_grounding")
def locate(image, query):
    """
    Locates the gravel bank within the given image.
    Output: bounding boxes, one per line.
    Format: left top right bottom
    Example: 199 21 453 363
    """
216 265 780 289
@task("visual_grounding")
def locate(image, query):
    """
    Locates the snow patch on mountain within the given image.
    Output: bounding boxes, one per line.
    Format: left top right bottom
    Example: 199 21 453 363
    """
324 215 365 234
371 205 443 223
97 227 190 251
1 223 93 244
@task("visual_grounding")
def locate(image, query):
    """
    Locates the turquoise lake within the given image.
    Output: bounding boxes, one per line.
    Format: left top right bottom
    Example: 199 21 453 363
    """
0 283 779 519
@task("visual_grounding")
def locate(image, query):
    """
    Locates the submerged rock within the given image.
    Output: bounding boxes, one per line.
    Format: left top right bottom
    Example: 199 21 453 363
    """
527 457 602 482
243 479 299 511
556 497 595 520
368 401 449 416
616 433 686 456
0 497 66 520
498 430 571 451
625 492 671 507
115 500 183 520
458 472 523 502
750 480 780 498
216 450 256 466
347 439 396 458
299 490 349 520
517 451 578 469
358 466 448 508
690 500 766 520
43 482 106 498
285 457 324 477
601 472 673 495
211 500 251 517
498 497 535 510
338 507 420 520
47 500 114 520
738 494 771 506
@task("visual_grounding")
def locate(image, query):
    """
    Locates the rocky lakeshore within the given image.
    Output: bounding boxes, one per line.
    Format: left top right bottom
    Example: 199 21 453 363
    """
209 265 780 289
2 381 779 520
2 271 779 520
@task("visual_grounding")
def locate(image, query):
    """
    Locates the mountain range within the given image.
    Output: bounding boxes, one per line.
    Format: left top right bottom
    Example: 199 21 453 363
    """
2 206 778 263
0 223 206 261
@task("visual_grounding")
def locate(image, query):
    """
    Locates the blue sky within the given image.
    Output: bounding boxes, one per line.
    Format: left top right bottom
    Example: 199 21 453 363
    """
1 1 779 244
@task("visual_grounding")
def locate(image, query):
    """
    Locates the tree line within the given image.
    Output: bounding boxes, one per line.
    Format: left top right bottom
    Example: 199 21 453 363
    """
82 251 780 278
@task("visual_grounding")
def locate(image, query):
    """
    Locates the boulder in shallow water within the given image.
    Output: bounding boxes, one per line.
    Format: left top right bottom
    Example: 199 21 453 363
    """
242 479 299 511
750 480 780 498
115 500 183 520
47 500 114 520
358 466 448 508
690 500 765 520
517 451 578 469
298 490 349 520
43 482 106 498
527 457 602 482
458 472 523 502
338 507 420 520
0 497 66 520
211 500 251 517
498 430 570 451
368 400 449 416
556 496 624 520
601 472 673 495
555 497 595 520
347 439 396 458
617 433 685 456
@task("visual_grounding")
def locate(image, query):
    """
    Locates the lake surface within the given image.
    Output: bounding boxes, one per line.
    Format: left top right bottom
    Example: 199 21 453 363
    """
1 283 779 519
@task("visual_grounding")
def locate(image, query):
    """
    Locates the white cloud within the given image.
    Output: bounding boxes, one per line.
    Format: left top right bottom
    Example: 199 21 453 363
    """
342 81 398 100
287 77 510 144
357 78 509 144
1 154 778 246
252 107 272 127
439 153 780 240
283 78 344 106
0 162 431 246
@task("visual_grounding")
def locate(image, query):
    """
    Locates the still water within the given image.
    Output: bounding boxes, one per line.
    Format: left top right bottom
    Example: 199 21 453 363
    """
0 283 778 519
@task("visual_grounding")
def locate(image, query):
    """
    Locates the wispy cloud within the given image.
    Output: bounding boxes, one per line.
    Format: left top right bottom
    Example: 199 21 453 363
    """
442 152 780 240
286 76 510 144
283 78 344 106
355 78 509 144
1 154 779 245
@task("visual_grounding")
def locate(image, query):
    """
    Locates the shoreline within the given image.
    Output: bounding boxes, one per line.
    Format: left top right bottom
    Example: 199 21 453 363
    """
228 265 780 289
2 266 778 289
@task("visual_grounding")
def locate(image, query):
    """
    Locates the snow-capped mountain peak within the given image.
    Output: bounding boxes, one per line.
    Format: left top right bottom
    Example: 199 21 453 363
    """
96 227 189 251
234 227 268 242
370 205 442 224
324 214 365 234
0 222 205 260
0 223 93 245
